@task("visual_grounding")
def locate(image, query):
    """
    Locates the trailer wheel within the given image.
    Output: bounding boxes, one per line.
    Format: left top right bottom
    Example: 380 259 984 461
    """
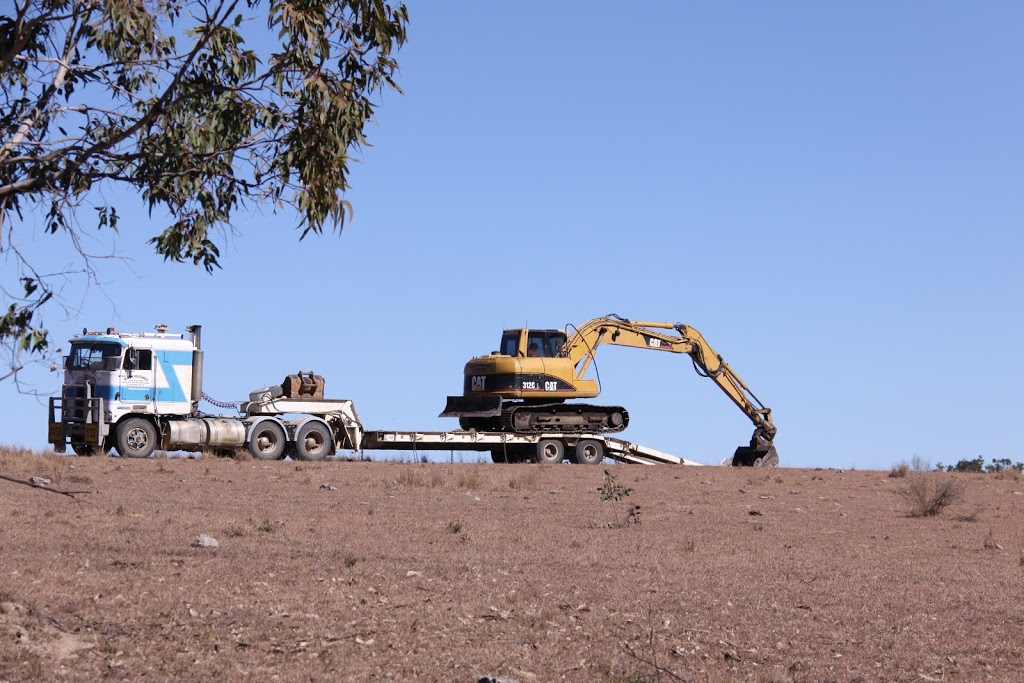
248 421 286 460
573 439 605 465
72 445 96 456
534 439 565 464
116 418 157 458
294 421 333 461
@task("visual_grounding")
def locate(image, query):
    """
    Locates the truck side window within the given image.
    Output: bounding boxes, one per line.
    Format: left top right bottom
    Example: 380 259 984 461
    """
124 349 153 371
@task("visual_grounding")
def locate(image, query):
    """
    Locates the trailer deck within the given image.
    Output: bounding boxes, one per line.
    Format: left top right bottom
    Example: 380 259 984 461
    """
360 429 704 466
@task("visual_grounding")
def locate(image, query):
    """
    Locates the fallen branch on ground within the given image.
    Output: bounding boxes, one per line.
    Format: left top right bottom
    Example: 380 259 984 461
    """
0 474 93 501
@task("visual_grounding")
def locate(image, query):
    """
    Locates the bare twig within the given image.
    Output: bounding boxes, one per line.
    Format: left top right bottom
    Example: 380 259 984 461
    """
619 605 686 682
620 640 686 682
0 474 92 501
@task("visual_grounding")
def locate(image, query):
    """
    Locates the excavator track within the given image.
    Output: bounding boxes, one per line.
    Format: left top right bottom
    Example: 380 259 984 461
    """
459 403 629 434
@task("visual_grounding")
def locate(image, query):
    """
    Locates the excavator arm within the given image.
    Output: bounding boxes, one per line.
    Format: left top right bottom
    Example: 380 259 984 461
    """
561 315 778 466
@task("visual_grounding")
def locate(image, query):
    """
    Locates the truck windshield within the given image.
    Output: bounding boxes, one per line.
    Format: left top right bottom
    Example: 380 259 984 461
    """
66 342 123 371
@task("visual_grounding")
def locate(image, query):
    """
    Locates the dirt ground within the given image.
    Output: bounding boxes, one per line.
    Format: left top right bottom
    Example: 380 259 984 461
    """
1 449 1022 682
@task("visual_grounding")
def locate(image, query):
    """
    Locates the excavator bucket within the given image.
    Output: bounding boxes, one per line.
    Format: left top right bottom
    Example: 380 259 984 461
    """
439 395 503 419
731 443 779 467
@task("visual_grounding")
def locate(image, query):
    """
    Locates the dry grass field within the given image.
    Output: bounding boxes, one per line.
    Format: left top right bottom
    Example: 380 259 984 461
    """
1 447 1023 682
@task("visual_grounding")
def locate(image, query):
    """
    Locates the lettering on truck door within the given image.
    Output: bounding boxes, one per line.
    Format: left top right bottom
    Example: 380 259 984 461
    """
120 347 155 407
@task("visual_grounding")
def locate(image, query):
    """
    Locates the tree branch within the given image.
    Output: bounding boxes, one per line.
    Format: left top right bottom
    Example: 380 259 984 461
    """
0 3 90 164
0 0 69 75
68 0 241 169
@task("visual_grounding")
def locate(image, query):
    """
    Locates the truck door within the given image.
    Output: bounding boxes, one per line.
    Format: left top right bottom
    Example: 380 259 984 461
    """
120 348 155 407
154 349 192 414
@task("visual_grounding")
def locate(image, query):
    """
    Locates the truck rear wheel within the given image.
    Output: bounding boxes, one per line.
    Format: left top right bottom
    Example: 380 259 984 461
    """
534 439 565 464
248 421 286 460
573 439 604 465
116 418 157 458
293 421 333 461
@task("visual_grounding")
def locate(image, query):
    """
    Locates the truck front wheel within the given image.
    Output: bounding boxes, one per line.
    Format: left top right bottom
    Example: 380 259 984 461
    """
116 418 157 458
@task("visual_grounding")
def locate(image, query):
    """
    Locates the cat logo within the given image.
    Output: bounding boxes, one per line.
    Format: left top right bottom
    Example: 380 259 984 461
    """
470 376 487 391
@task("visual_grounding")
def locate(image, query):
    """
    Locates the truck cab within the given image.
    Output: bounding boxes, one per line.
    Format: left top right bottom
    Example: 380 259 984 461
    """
49 325 202 455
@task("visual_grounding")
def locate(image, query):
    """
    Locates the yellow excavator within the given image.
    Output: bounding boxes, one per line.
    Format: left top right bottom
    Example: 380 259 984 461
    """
440 314 778 466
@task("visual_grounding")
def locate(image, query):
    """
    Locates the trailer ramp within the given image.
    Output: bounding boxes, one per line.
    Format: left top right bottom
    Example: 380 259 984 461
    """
602 438 705 466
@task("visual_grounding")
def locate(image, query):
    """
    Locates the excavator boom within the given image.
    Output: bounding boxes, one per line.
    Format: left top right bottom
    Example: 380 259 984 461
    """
559 315 777 466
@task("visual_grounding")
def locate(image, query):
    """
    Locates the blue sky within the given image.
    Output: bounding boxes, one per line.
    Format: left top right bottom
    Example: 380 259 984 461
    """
4 2 1022 469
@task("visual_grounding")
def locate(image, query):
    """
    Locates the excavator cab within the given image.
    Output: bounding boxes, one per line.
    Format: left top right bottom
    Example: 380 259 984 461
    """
441 327 582 425
501 329 566 358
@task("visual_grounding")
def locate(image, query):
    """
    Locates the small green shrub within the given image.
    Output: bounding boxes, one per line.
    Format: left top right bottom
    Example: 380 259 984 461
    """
598 470 637 529
599 470 633 502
